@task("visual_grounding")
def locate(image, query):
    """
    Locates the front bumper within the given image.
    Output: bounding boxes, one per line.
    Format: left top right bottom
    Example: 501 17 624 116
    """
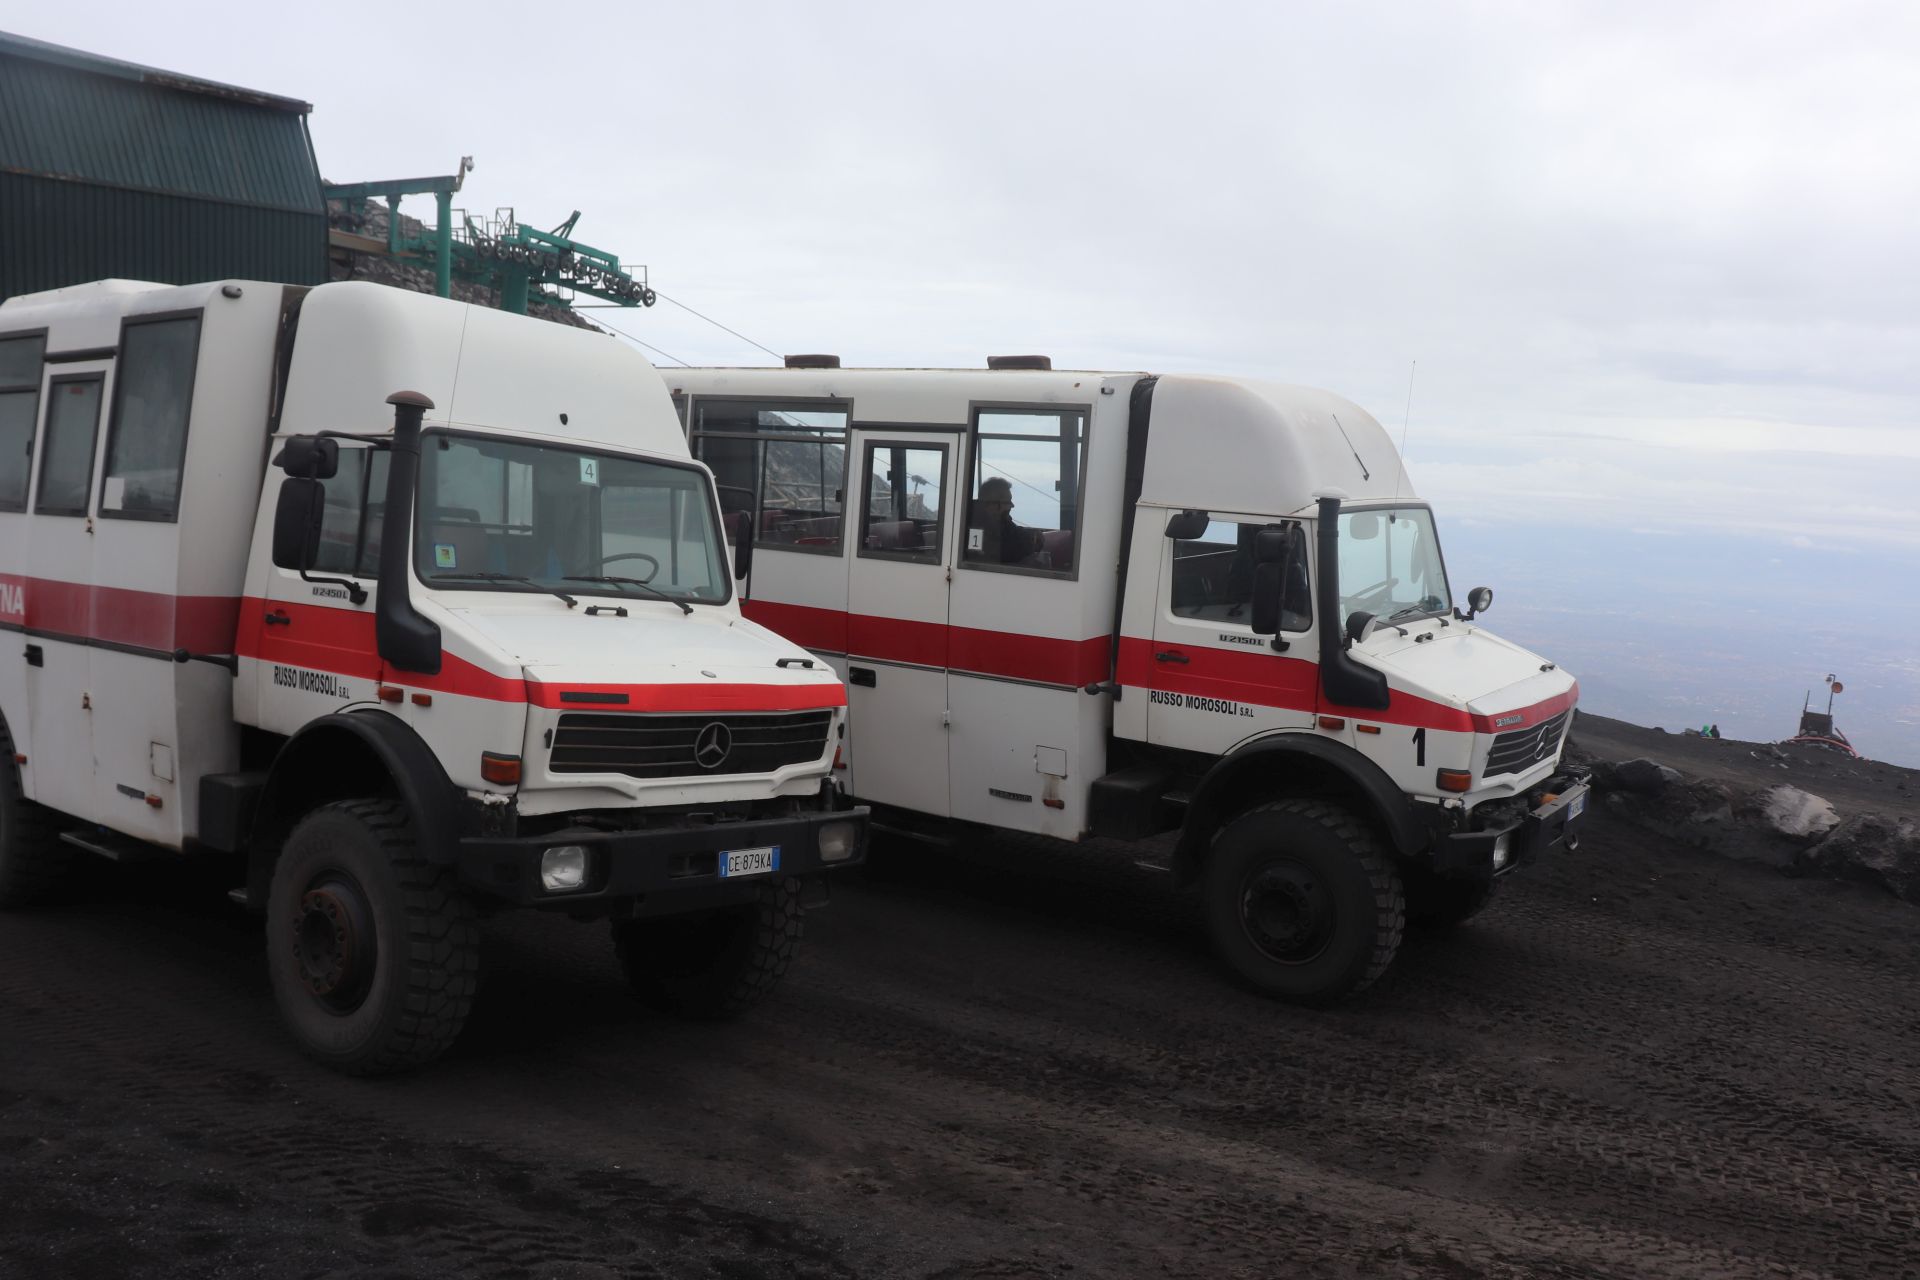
455 804 868 913
1430 769 1590 879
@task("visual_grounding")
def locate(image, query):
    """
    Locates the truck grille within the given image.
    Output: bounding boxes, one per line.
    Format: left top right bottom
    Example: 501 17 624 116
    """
1484 708 1571 778
549 710 833 779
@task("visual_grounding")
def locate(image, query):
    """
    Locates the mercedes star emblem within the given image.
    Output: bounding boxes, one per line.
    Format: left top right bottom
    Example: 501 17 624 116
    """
693 721 733 770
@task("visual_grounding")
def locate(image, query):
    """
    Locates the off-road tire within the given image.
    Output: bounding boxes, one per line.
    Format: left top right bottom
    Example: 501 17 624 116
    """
1402 862 1498 929
1203 799 1404 1004
0 723 70 908
613 876 804 1020
266 799 478 1075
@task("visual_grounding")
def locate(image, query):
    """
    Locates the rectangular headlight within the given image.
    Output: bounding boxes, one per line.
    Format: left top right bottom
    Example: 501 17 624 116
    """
1492 834 1512 870
541 844 590 892
817 820 860 863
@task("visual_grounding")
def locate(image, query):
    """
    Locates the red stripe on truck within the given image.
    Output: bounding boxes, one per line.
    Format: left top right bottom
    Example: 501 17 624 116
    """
742 598 1108 688
1114 637 1578 732
237 598 845 712
0 573 239 653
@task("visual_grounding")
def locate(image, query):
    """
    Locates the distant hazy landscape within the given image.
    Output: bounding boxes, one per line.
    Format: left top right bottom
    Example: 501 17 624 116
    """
1443 522 1920 768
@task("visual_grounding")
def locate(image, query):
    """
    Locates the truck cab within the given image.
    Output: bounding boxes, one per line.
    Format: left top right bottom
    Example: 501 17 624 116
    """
0 280 864 1072
665 361 1586 1002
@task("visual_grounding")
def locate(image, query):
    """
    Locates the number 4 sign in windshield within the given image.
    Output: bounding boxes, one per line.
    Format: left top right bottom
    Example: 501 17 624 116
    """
579 457 600 486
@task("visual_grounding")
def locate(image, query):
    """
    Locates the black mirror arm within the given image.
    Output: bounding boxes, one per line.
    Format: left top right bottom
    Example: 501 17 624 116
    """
319 430 393 449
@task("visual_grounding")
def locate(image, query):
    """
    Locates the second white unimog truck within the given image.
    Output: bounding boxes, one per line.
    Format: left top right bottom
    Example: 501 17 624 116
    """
670 358 1590 1002
0 280 865 1073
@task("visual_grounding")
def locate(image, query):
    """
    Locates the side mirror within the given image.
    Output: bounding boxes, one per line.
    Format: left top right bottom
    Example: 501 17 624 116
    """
733 512 755 580
1345 610 1378 646
1164 509 1210 539
1458 585 1493 620
272 477 325 570
272 435 339 480
1247 525 1295 636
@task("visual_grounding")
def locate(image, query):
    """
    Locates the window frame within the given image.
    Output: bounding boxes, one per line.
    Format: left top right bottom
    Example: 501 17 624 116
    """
856 438 950 566
308 443 389 581
97 308 204 525
412 427 735 607
685 395 852 559
957 400 1092 582
1164 515 1314 635
33 371 107 518
0 327 48 515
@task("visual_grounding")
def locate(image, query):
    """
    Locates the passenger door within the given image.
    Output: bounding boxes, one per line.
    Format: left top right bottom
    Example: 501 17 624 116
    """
843 433 956 817
21 368 109 819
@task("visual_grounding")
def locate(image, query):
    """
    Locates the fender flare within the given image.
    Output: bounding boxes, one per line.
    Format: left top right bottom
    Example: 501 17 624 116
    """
250 709 459 863
1172 732 1423 882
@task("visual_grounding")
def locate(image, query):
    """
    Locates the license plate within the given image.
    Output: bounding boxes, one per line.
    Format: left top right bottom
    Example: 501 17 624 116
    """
1569 790 1588 820
719 845 780 878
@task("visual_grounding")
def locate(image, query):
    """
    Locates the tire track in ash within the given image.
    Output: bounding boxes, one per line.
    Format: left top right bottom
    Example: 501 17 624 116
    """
794 824 1919 1277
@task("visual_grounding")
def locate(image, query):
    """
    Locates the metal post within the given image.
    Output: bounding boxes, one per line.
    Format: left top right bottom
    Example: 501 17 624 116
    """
387 195 403 256
501 271 530 315
435 190 453 299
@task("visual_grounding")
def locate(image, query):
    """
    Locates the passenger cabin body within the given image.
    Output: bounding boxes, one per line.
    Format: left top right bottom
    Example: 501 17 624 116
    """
669 367 1581 848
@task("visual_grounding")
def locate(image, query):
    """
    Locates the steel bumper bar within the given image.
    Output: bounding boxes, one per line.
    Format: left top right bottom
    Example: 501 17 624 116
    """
455 804 869 911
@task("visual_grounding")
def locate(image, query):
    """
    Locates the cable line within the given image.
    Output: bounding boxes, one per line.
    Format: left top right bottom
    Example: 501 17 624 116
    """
653 291 785 362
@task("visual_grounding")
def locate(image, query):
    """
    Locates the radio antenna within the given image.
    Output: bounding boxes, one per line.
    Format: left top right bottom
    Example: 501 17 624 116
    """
1393 359 1416 499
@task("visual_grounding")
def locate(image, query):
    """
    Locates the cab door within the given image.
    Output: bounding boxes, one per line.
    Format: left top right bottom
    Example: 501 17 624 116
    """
842 432 957 817
1144 513 1317 752
250 448 386 736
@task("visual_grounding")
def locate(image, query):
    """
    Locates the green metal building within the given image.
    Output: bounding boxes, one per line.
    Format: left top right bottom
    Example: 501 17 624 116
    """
0 31 326 302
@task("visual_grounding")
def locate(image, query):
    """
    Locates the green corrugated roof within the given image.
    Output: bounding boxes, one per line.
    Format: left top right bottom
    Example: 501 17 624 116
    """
0 31 321 214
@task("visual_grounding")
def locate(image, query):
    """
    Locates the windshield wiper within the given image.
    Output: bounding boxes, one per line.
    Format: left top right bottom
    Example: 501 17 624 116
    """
429 572 577 609
563 575 693 616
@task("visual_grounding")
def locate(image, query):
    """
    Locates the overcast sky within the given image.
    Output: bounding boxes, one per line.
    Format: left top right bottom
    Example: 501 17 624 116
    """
11 0 1917 551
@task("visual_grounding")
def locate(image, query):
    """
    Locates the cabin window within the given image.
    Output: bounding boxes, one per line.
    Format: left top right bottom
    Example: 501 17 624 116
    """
35 376 105 516
688 399 849 556
858 442 947 565
0 332 45 512
100 314 201 522
1169 519 1311 631
312 447 391 579
960 408 1086 577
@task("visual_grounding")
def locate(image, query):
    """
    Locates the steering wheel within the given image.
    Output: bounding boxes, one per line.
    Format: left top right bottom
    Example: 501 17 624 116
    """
599 552 660 580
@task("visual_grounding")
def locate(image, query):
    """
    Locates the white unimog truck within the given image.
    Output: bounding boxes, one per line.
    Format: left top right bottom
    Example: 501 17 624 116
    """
0 280 865 1072
669 358 1588 1002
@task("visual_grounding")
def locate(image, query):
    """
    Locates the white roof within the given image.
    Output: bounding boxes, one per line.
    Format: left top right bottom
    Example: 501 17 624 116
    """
281 282 684 459
669 365 1417 518
1141 376 1415 516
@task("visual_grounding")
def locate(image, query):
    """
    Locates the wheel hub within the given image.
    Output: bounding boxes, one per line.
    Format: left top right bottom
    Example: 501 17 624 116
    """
294 877 376 1012
1241 861 1335 965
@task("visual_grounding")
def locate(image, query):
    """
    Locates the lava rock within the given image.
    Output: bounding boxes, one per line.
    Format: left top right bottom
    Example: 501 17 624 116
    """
1601 758 1686 796
1762 785 1841 840
1794 816 1920 904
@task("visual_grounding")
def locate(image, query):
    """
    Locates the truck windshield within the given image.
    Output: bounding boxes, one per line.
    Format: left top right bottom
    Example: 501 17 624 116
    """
414 432 729 605
1336 506 1451 624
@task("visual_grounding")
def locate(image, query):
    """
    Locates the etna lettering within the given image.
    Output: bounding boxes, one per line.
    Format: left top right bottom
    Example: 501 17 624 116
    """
0 582 22 616
272 664 353 699
1148 688 1254 717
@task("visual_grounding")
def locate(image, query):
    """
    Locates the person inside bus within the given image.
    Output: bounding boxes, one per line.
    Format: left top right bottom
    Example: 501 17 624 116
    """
970 476 1044 566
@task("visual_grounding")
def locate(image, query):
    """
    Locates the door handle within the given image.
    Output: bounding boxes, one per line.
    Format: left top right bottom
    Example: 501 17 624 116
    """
264 611 290 626
24 644 42 668
849 666 877 687
1154 650 1190 664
